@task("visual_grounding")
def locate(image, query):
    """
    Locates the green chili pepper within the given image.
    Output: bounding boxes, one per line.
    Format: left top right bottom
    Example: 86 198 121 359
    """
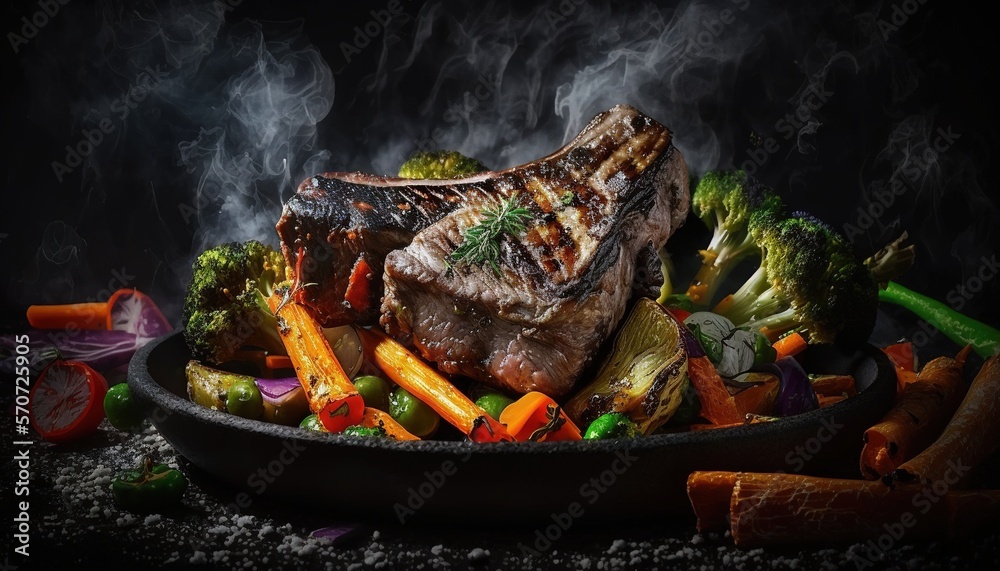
670 381 702 425
583 413 640 439
111 456 187 513
352 375 392 412
103 383 146 432
879 281 1000 358
342 425 387 438
751 331 777 367
661 293 698 312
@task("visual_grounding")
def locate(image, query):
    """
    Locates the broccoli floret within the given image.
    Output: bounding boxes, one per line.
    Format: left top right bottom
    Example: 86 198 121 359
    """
182 240 288 364
397 151 488 179
684 170 785 306
717 213 878 344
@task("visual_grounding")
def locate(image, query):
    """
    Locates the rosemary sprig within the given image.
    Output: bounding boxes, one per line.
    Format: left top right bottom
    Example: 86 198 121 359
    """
447 194 531 274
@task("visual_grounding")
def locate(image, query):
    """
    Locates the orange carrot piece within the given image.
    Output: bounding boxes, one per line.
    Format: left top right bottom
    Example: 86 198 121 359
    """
727 472 1000 546
860 348 970 480
883 342 917 372
687 356 743 425
268 294 364 433
358 328 512 442
358 408 420 441
344 256 374 314
687 471 739 533
810 375 856 398
772 332 807 361
818 395 846 408
265 355 294 370
499 392 581 442
27 302 109 330
731 374 779 417
892 352 1000 486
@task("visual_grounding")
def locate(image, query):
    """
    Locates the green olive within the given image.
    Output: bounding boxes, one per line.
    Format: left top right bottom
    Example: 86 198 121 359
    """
583 413 639 439
389 387 440 438
352 375 392 412
475 392 514 421
299 414 327 432
226 379 264 420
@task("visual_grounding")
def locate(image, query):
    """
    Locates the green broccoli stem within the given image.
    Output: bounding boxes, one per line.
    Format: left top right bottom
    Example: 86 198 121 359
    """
717 265 771 319
245 310 287 356
744 307 799 337
685 229 758 306
879 281 1000 358
724 285 790 327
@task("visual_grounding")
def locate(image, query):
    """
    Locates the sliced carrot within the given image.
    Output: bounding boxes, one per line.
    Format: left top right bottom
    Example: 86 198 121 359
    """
358 328 512 442
883 341 917 372
711 294 734 316
267 293 364 433
358 408 420 441
27 302 108 330
818 395 846 408
772 332 807 361
687 356 743 425
891 351 1000 486
731 373 779 417
265 355 294 370
860 347 970 480
499 392 581 442
687 471 740 533
810 375 856 398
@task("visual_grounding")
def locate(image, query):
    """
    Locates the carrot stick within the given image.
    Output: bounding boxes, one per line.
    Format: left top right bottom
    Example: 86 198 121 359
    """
268 293 364 433
687 356 743 425
358 408 420 441
731 373 779 417
810 375 856 397
358 328 512 442
265 355 294 370
27 302 109 330
772 332 807 361
818 395 846 408
891 352 1000 486
727 472 1000 546
687 471 739 533
860 347 970 480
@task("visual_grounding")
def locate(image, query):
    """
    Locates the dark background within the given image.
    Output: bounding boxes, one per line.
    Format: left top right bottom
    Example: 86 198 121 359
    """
1 0 997 360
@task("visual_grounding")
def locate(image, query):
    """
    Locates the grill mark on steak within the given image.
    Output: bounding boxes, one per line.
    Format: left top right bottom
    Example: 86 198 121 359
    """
379 106 689 397
276 104 678 327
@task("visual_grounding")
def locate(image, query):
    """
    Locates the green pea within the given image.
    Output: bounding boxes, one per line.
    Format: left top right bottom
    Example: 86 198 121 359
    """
299 414 327 432
389 387 440 438
584 413 640 439
475 392 514 421
352 375 392 412
226 378 264 420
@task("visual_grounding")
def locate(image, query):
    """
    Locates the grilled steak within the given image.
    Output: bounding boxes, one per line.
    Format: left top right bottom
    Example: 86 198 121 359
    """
276 104 685 328
380 105 689 397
